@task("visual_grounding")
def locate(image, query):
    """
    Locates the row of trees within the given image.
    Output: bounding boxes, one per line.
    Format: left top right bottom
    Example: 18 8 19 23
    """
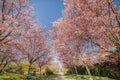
0 0 52 75
52 0 120 80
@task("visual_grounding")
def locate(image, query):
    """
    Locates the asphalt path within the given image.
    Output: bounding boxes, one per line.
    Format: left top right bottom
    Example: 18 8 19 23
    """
55 72 68 80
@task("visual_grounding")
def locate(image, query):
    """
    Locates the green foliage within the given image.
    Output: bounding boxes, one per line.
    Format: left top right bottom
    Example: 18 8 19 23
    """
45 66 58 75
6 62 39 75
45 67 54 75
6 63 28 74
67 62 120 80
17 62 29 73
67 66 86 75
89 62 120 79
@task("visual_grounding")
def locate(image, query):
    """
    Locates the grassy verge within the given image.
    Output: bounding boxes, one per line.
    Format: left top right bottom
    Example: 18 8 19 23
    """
65 74 114 80
38 75 56 80
0 72 57 80
0 72 25 80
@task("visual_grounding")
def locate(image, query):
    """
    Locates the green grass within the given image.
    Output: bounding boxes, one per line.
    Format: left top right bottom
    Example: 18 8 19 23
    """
38 75 56 80
0 72 25 80
0 72 57 80
66 74 114 80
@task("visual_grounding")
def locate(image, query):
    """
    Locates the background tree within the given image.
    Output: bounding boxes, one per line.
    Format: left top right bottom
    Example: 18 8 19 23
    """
36 51 52 75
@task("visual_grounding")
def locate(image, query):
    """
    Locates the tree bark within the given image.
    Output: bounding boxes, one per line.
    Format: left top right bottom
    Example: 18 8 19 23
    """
39 66 42 76
28 63 32 75
84 62 93 80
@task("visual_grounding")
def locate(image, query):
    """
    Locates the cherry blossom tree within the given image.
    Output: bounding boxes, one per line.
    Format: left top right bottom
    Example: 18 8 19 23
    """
0 0 37 73
14 27 48 74
53 0 120 79
36 52 52 75
0 0 34 44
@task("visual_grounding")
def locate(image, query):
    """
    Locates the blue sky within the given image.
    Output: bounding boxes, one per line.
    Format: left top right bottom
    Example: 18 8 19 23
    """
30 0 64 62
31 0 120 27
31 0 64 27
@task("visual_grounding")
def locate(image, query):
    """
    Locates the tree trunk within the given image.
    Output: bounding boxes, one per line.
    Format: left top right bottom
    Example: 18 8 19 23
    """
1 62 8 73
84 63 93 80
28 63 32 75
80 54 93 80
39 66 42 76
74 66 78 80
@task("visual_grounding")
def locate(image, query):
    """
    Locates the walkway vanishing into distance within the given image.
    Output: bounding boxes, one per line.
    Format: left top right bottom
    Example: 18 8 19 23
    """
55 72 68 80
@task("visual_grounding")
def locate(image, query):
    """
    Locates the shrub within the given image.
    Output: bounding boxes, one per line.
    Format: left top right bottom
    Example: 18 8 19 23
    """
45 67 54 75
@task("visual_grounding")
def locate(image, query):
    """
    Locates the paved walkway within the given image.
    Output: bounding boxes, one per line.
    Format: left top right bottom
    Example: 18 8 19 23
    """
55 72 68 80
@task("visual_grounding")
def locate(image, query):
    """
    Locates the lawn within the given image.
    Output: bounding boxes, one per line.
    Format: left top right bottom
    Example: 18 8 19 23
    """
0 73 25 80
38 75 56 80
0 73 56 80
66 74 114 80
